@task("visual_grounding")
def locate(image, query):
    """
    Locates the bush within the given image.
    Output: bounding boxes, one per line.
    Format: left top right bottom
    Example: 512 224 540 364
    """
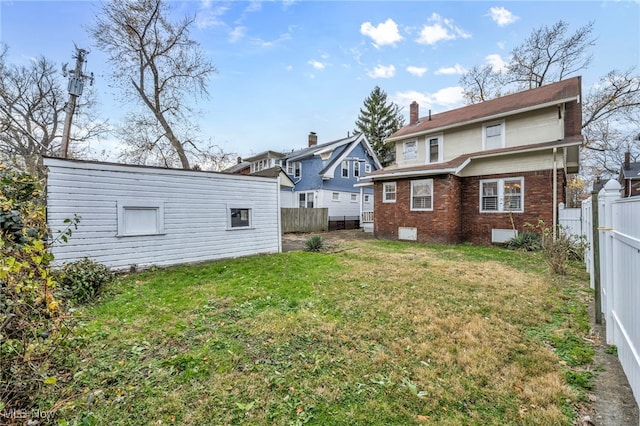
304 235 324 252
525 220 589 275
506 231 541 251
57 258 114 304
0 165 73 412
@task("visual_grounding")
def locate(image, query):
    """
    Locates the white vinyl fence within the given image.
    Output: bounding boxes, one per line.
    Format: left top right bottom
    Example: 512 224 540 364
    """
558 203 583 238
584 179 640 409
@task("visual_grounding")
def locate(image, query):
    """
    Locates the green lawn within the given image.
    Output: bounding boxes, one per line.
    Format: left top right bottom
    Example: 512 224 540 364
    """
45 239 594 425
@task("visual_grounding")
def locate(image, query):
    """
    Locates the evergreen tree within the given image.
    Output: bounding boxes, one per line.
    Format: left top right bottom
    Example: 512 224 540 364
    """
355 86 405 166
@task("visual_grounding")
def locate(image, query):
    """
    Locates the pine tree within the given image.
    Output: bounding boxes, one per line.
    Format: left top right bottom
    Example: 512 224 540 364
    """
354 86 405 166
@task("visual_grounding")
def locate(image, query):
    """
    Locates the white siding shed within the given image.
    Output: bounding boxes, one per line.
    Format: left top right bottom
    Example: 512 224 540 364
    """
44 158 281 270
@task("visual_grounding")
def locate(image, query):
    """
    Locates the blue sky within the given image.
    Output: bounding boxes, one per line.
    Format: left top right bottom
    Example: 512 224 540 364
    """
1 0 639 161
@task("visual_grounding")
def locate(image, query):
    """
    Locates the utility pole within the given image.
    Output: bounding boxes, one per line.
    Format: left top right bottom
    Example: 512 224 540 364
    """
60 46 93 158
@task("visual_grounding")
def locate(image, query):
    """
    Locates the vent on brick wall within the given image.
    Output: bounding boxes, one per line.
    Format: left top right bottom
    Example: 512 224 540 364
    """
491 229 517 243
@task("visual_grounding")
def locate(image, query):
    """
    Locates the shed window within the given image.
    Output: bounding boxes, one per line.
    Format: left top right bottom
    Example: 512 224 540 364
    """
231 208 250 228
117 200 164 236
227 205 253 229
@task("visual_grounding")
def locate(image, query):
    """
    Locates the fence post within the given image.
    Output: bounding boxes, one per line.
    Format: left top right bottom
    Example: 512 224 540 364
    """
591 192 601 325
599 179 622 343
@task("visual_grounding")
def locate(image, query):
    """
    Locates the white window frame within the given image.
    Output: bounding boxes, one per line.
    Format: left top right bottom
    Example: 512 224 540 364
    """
364 194 371 203
354 162 360 177
382 182 396 203
427 134 443 164
479 177 524 213
299 192 314 208
117 200 165 237
332 192 340 201
482 120 506 150
410 179 434 211
365 164 372 173
350 194 357 203
287 161 301 178
227 204 253 230
403 140 418 161
341 161 349 178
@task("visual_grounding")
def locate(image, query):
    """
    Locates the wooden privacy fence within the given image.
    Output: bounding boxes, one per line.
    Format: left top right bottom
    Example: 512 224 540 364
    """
281 208 328 233
582 180 640 409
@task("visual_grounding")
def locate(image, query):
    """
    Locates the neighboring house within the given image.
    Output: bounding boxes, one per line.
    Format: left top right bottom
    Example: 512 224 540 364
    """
45 157 282 270
619 152 640 197
360 77 583 245
230 132 382 218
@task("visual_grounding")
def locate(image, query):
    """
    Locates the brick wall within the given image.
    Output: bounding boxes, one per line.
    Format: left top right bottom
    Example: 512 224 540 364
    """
374 174 462 244
374 169 566 245
460 169 566 245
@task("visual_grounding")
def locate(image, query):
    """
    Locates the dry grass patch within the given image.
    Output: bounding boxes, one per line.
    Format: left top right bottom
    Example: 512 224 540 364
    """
43 239 591 425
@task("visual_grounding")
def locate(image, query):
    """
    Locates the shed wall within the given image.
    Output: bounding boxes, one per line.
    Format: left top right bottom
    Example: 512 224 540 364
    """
45 158 281 270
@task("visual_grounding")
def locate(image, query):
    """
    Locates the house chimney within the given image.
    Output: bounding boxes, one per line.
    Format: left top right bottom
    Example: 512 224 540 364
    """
429 109 432 121
308 132 318 147
237 156 242 164
625 151 631 170
410 101 419 125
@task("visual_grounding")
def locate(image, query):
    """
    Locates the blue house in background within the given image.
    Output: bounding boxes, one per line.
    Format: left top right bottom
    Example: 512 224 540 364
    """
230 132 381 219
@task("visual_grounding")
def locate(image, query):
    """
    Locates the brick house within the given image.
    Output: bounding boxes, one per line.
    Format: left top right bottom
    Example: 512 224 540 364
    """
360 77 583 245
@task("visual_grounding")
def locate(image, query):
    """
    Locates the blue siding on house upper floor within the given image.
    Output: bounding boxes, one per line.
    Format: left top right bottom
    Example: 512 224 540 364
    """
288 140 377 194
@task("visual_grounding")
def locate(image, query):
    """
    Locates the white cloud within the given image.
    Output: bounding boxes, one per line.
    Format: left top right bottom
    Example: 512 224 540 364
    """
393 86 464 112
416 13 471 45
488 7 519 27
229 26 247 43
245 0 262 13
435 64 467 75
308 60 326 70
406 66 428 77
367 64 396 79
497 41 506 50
195 5 229 29
360 18 403 48
285 65 293 71
250 31 293 48
485 53 508 72
431 86 465 107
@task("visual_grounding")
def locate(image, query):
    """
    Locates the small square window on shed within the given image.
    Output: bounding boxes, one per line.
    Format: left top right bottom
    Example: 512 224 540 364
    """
117 200 165 237
228 206 252 229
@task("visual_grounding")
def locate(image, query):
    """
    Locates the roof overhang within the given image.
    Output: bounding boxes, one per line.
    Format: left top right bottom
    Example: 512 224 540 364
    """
364 138 582 182
386 97 579 142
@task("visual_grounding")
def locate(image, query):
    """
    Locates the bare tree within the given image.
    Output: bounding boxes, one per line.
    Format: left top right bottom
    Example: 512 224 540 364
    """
458 20 640 180
460 20 595 103
460 65 505 104
90 0 217 169
509 20 595 89
0 45 102 176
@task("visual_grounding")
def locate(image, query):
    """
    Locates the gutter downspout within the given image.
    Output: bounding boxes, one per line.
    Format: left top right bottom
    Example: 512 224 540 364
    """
553 147 558 240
